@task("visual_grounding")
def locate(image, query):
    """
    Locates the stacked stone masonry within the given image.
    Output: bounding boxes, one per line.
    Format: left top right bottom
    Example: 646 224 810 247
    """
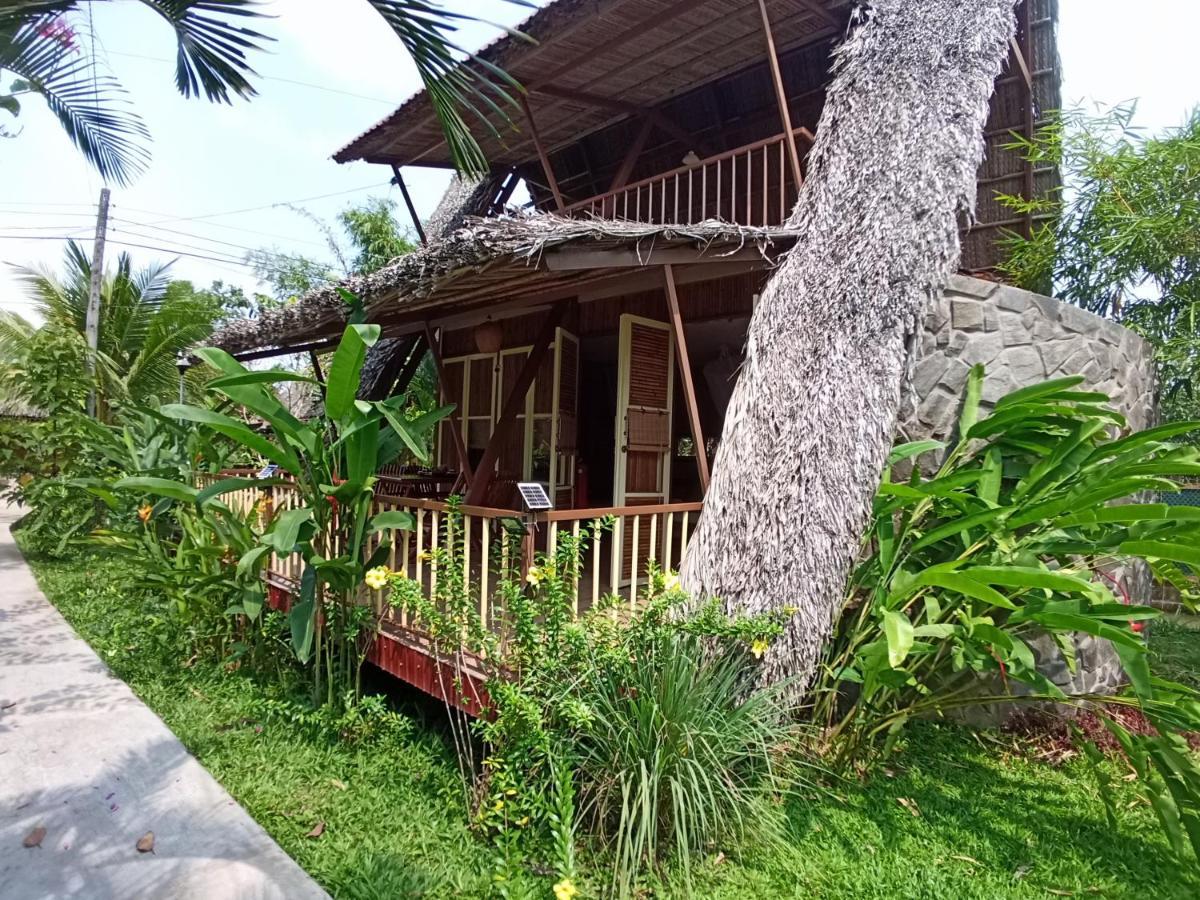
901 274 1158 702
900 274 1157 442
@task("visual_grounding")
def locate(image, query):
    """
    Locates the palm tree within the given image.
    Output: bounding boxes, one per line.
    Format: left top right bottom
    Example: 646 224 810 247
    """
0 241 216 418
0 1 527 184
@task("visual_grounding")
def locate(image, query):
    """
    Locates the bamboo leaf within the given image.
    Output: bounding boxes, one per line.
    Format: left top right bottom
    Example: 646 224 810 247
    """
290 565 317 663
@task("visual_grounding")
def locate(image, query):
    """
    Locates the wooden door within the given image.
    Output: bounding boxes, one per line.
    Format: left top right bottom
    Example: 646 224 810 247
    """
550 328 580 508
613 315 674 581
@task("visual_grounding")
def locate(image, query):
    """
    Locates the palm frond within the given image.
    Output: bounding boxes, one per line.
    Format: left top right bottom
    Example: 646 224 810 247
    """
136 0 273 104
364 0 534 177
0 17 151 185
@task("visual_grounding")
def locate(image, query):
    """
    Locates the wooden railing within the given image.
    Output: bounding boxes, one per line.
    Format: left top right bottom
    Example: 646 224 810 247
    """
562 128 814 228
198 473 703 633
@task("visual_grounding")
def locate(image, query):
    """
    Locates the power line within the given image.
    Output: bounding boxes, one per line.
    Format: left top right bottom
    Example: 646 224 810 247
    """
0 233 264 269
137 182 393 226
106 49 401 106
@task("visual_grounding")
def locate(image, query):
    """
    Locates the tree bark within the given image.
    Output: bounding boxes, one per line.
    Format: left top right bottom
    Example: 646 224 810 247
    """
680 0 1019 692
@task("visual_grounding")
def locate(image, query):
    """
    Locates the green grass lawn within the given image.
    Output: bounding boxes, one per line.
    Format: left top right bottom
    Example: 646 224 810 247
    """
21 543 1200 899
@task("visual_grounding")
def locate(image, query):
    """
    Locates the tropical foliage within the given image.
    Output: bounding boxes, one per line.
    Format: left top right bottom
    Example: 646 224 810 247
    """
999 105 1200 428
0 240 218 417
0 0 529 182
114 300 451 707
814 365 1200 859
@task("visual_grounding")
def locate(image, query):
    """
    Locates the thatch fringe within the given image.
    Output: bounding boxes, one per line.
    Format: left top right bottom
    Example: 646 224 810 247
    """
680 0 1019 695
208 214 794 356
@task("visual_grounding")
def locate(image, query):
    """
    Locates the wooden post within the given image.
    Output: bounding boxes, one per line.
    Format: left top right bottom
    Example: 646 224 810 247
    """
1015 0 1036 240
663 264 710 491
391 165 427 245
521 96 566 211
464 304 567 506
85 187 110 418
424 322 473 487
757 0 805 192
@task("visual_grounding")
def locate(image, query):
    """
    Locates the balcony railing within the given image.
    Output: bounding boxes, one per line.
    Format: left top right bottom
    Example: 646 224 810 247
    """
562 127 814 228
201 474 703 636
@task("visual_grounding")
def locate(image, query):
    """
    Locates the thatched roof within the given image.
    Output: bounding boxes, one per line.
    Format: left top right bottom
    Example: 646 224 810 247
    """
209 214 798 357
334 0 849 169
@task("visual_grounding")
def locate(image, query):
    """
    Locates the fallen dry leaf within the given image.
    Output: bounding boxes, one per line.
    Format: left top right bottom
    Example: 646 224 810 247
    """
306 822 325 839
1012 864 1031 881
23 826 46 849
136 832 155 853
951 854 981 866
897 797 921 817
712 851 726 866
1046 890 1076 897
330 779 348 791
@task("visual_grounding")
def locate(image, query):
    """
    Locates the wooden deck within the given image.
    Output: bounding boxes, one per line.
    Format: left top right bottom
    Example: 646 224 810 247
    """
204 475 702 709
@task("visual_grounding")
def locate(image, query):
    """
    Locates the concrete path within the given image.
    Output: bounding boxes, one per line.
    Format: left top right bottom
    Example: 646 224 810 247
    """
0 504 329 900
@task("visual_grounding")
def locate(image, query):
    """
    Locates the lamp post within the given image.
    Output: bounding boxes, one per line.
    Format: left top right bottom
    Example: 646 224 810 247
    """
175 353 190 405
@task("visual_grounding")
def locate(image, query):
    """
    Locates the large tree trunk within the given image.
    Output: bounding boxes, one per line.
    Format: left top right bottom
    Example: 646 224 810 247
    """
680 0 1018 692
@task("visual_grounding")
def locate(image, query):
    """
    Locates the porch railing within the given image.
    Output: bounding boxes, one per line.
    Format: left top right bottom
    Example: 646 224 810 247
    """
199 473 702 634
561 127 814 228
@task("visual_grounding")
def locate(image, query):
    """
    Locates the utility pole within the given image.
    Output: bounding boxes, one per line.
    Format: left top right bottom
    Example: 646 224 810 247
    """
85 187 110 418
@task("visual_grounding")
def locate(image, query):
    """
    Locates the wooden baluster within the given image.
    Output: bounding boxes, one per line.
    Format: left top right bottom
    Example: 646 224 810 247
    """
674 172 680 223
720 151 729 222
591 519 602 612
463 513 472 613
549 521 559 562
665 512 675 571
610 517 622 608
648 512 658 570
416 507 425 592
571 519 581 617
745 150 751 224
762 144 768 227
635 184 641 221
779 139 786 224
480 517 489 631
701 165 707 223
680 510 690 561
431 509 439 599
629 513 640 608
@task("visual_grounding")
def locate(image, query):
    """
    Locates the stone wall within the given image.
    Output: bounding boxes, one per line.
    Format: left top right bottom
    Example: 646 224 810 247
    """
900 274 1157 443
900 275 1157 701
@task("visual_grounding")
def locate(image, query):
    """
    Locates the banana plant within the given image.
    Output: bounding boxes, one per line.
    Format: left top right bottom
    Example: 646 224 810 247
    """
117 319 450 707
815 365 1200 861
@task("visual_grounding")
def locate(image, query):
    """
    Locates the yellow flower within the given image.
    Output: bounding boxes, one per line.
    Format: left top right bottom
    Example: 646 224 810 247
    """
553 878 579 900
417 550 432 562
750 638 770 659
526 568 542 586
364 565 391 590
137 503 153 523
663 571 681 591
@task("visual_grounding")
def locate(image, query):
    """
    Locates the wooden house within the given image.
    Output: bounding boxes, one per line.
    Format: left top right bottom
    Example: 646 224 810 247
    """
209 0 1066 705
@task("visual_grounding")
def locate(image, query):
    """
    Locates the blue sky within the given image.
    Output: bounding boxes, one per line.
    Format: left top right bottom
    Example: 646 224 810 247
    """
2 0 1197 323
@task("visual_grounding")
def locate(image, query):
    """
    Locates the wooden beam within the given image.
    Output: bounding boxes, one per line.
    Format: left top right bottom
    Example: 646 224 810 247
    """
546 246 767 271
391 334 428 398
424 322 473 486
464 303 568 506
758 0 806 192
391 165 427 245
1008 37 1033 90
610 116 656 192
521 96 565 211
230 338 340 363
663 264 709 491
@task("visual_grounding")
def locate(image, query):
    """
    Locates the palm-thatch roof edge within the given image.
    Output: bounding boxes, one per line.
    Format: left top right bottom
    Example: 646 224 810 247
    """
208 214 800 357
